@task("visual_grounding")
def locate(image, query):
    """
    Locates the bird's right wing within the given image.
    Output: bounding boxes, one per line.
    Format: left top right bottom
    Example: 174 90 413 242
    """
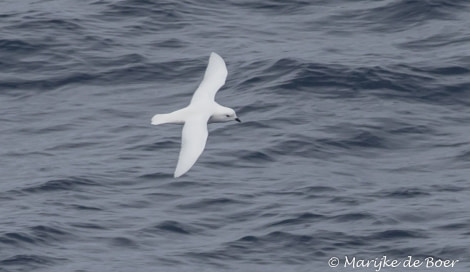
190 52 228 103
174 115 210 178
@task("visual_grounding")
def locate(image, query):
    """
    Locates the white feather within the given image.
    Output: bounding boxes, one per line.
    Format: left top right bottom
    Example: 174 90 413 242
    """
151 52 239 178
174 115 209 178
191 52 228 103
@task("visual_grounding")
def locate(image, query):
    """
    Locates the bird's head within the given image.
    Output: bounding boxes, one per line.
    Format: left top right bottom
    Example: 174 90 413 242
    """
211 106 241 123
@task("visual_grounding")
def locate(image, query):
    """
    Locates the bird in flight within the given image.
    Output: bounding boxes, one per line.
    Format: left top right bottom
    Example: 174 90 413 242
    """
151 52 241 178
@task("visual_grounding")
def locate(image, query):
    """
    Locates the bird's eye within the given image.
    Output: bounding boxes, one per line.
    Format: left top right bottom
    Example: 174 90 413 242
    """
226 114 230 117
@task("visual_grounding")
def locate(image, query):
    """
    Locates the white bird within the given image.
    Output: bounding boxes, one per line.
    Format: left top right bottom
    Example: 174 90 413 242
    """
151 52 241 178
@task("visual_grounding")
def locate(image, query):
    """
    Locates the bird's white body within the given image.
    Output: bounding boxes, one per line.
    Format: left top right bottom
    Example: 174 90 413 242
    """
151 52 240 178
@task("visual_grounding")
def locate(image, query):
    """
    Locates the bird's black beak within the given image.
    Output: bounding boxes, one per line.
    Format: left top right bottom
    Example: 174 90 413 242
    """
235 118 241 123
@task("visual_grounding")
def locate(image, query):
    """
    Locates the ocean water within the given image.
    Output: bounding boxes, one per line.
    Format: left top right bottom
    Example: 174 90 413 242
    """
1 0 470 271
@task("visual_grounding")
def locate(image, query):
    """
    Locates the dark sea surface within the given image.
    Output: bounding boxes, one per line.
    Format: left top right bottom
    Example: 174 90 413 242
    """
1 0 470 271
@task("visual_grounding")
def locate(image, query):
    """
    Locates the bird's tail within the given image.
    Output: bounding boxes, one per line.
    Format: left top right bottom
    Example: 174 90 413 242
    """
151 114 171 125
151 110 186 125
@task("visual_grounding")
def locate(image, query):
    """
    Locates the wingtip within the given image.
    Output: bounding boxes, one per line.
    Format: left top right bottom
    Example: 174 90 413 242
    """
174 171 184 178
209 52 223 61
174 166 188 178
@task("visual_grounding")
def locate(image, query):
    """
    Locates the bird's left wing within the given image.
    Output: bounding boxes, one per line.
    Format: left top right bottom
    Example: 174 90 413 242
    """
190 52 228 103
174 115 210 178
